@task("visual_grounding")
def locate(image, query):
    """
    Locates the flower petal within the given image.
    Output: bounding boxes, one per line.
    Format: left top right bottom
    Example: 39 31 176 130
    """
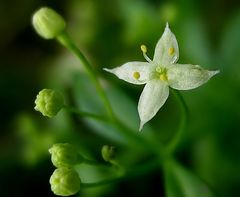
167 64 220 90
138 79 169 131
104 62 154 85
153 23 179 65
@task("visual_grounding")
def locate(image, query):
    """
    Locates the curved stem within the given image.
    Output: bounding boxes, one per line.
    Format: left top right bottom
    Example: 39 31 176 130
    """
56 32 114 120
165 90 188 155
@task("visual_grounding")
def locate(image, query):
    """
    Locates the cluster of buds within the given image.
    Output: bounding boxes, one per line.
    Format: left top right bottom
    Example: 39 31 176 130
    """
32 6 122 196
32 7 79 195
49 143 81 196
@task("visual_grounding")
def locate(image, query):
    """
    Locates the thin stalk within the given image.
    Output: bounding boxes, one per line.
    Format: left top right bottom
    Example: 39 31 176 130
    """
81 157 159 188
65 105 163 158
163 158 221 197
82 157 109 167
165 89 188 155
64 106 108 122
56 32 114 119
112 117 165 158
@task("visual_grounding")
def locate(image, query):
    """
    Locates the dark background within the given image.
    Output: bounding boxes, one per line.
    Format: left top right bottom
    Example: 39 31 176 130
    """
1 0 240 196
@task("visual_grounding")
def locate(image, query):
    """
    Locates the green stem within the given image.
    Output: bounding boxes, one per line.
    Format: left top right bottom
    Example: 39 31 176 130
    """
163 158 220 197
112 116 164 157
81 157 159 188
65 105 163 157
56 32 114 120
64 105 108 122
165 90 188 155
82 157 108 167
81 177 122 188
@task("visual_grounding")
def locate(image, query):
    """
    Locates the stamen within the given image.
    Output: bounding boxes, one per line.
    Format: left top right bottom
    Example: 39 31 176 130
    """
140 45 147 53
140 44 152 63
168 47 174 55
156 67 168 81
133 72 140 80
159 74 168 81
156 66 162 73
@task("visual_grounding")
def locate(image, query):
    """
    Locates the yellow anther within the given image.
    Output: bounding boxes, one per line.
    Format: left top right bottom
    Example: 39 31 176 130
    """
159 74 168 81
133 72 140 80
140 45 147 53
168 47 174 55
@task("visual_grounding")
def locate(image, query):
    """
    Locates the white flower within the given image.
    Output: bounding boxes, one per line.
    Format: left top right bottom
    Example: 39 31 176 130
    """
104 23 219 131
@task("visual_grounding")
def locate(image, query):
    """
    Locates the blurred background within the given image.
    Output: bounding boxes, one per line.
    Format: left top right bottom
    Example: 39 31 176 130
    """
1 0 240 196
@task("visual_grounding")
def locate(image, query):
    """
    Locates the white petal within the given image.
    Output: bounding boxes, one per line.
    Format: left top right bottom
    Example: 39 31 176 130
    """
167 64 220 90
104 62 154 85
138 79 169 131
153 23 179 65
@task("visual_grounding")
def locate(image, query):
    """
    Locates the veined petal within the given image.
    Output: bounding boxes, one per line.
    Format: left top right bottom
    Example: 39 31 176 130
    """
153 23 179 65
167 64 220 90
104 62 154 85
138 79 169 131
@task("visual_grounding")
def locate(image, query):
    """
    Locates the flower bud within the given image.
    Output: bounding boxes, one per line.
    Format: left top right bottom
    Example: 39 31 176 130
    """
50 168 81 196
32 7 66 39
49 143 81 168
34 89 64 117
101 145 116 162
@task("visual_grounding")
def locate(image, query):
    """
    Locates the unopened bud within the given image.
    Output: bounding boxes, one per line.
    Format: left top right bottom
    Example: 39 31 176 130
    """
34 89 64 117
49 143 81 168
50 167 81 196
32 7 66 39
101 145 116 162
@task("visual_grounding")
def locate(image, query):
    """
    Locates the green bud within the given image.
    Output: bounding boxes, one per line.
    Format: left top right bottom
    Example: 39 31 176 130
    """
101 145 116 162
32 7 66 39
50 168 81 196
49 143 81 168
34 89 64 117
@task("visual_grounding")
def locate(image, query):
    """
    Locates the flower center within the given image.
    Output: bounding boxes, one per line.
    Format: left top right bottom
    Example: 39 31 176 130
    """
159 73 168 81
155 66 168 81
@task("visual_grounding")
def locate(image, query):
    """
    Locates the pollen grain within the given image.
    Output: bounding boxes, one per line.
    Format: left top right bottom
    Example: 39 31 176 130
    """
133 72 140 80
168 47 174 55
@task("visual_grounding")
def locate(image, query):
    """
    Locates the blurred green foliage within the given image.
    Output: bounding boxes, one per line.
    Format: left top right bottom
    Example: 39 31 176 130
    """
0 0 240 196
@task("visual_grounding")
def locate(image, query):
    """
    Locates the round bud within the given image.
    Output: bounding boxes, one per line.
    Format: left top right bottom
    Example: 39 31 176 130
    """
50 168 81 196
32 7 66 39
49 143 80 168
34 89 64 118
101 145 116 162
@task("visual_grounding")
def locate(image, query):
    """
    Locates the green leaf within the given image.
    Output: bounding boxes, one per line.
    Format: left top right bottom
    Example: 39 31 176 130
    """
178 17 212 67
119 0 161 45
164 159 215 197
220 9 240 72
